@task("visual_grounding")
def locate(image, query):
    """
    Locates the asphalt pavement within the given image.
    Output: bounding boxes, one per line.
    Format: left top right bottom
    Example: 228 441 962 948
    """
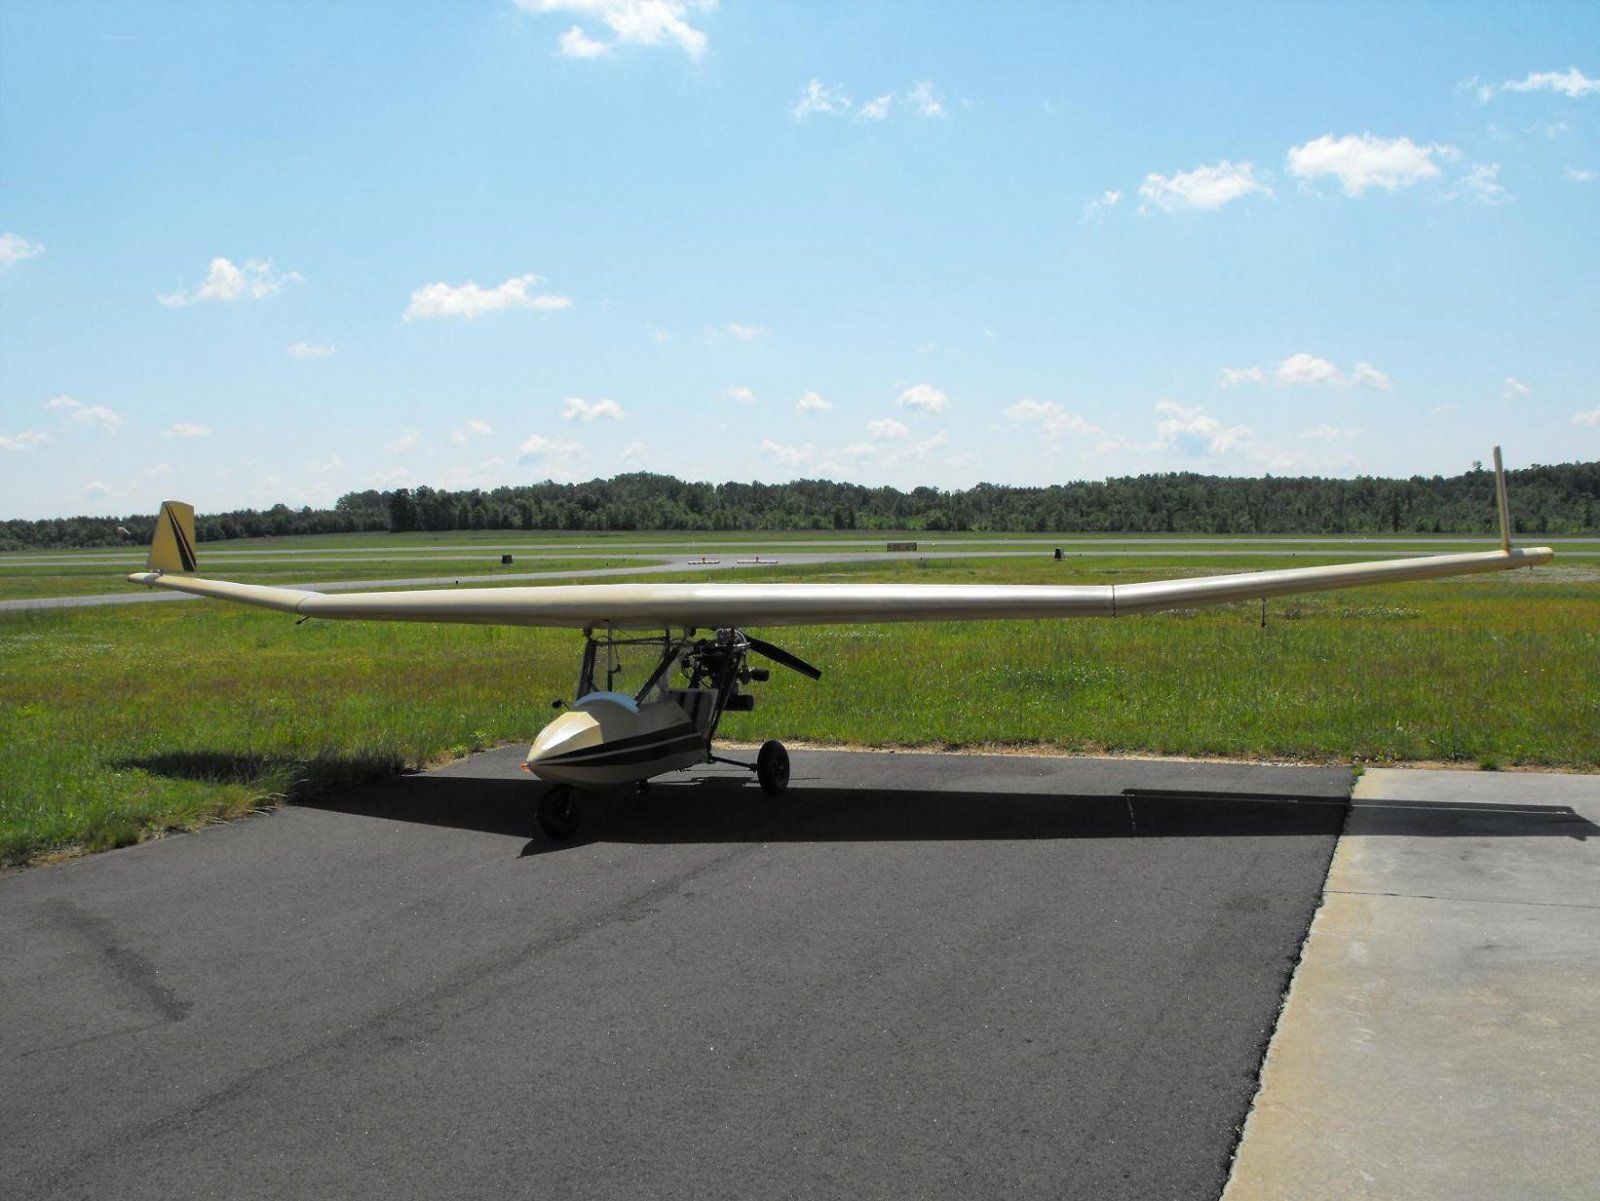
1 749 1353 1200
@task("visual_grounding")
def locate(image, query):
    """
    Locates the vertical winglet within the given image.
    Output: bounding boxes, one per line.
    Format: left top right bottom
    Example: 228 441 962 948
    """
147 500 198 573
1492 447 1512 553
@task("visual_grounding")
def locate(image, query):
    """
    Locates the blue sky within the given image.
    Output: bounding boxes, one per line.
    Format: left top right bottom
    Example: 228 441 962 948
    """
1 0 1597 520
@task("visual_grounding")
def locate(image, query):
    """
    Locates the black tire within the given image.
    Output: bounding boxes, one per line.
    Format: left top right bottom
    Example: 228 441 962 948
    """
756 740 790 796
536 786 581 839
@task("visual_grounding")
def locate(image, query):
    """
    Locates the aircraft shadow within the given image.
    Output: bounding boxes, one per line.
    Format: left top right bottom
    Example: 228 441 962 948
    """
283 770 1598 858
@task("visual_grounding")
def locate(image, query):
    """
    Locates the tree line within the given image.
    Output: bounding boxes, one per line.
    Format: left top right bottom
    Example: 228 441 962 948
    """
5 461 1597 551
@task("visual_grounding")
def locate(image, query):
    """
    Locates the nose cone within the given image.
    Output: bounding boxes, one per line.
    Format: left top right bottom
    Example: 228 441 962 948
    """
526 710 602 778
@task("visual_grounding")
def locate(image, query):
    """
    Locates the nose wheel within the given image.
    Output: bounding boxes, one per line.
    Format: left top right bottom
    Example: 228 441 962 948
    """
756 739 790 796
536 785 581 840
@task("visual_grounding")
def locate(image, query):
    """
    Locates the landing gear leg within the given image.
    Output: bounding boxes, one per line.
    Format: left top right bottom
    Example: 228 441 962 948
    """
536 785 581 840
756 740 790 796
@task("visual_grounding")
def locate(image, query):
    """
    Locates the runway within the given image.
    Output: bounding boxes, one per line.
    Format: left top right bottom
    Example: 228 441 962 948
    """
1 750 1351 1200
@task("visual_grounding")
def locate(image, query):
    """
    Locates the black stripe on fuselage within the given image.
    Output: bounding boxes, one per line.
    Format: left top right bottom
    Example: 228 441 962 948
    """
540 721 699 764
544 735 707 770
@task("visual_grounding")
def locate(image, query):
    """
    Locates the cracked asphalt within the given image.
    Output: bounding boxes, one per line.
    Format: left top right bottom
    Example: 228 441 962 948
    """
0 749 1350 1200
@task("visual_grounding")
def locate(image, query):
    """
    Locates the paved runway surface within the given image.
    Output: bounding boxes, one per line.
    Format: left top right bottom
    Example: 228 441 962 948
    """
1 750 1351 1200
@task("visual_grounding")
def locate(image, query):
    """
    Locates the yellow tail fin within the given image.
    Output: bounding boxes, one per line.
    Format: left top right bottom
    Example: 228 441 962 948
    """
147 500 198 573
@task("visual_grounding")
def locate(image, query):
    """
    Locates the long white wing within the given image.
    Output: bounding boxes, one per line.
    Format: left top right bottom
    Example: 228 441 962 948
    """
128 545 1552 630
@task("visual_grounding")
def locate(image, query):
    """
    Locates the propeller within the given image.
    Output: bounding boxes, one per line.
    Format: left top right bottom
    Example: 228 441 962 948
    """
745 636 822 681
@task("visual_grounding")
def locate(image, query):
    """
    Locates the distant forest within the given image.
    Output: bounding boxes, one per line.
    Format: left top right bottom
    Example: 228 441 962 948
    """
5 461 1598 551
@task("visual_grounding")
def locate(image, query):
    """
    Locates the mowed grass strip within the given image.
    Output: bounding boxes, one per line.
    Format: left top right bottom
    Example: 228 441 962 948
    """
2 552 1596 866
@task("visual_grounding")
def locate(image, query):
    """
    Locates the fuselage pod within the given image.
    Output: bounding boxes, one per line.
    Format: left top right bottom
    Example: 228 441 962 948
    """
525 692 707 788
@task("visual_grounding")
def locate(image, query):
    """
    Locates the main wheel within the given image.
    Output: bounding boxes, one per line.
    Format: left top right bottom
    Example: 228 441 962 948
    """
756 740 790 796
536 786 581 839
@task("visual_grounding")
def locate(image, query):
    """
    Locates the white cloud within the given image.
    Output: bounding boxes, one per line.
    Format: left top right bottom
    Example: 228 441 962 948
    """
867 417 909 439
46 395 123 431
1154 399 1251 454
1502 377 1531 401
1139 160 1269 213
84 481 112 498
724 321 766 341
1351 361 1393 390
563 396 624 421
449 417 494 444
1275 353 1343 386
791 79 851 120
1002 399 1102 440
1220 366 1265 387
761 439 818 469
287 340 335 358
144 462 173 477
1572 408 1600 428
160 257 302 307
369 467 411 486
516 0 711 60
1080 190 1122 224
405 273 570 320
1455 162 1509 205
646 324 670 344
907 81 946 119
1500 68 1600 99
724 385 754 403
557 24 609 58
795 391 832 413
880 431 947 465
0 430 48 451
896 383 949 412
518 433 584 462
858 94 893 121
385 430 422 453
0 232 43 270
621 440 645 462
1566 167 1598 183
166 422 212 438
1287 133 1452 197
308 453 344 473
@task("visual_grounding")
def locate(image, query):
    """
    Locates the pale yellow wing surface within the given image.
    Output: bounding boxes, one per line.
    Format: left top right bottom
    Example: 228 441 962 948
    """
128 545 1552 630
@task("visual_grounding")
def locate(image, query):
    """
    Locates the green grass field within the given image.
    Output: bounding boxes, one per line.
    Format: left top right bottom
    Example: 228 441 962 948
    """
2 537 1596 866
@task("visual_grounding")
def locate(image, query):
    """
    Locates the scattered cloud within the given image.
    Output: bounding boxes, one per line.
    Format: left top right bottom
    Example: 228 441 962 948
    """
518 433 584 463
858 94 893 121
724 385 754 403
557 25 609 58
1571 408 1600 428
621 440 646 462
405 273 570 320
287 340 335 358
1502 376 1531 401
791 79 851 120
1002 399 1102 440
1301 424 1358 441
385 430 422 453
1565 167 1597 183
160 256 302 307
907 80 946 119
449 417 494 444
516 0 712 60
646 324 670 344
896 383 949 413
84 481 113 498
46 395 123 431
1139 160 1269 213
867 417 909 440
1220 366 1266 387
165 422 212 438
724 321 767 341
0 430 48 451
1453 162 1509 205
308 453 344 473
563 396 624 421
0 232 43 271
1287 133 1453 197
761 439 818 469
1350 362 1393 390
1154 400 1251 454
1500 68 1600 99
795 391 832 413
1080 190 1123 224
1275 353 1343 386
